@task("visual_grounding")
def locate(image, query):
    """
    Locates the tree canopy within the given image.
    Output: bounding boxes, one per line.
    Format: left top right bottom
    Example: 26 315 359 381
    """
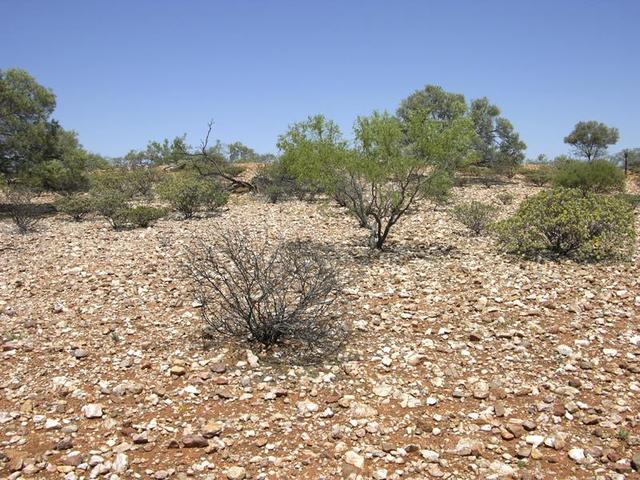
564 121 619 162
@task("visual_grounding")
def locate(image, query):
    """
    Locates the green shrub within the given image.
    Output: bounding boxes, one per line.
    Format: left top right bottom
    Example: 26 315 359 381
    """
521 166 553 186
616 193 640 209
56 194 93 221
127 168 159 199
110 206 166 229
424 170 454 208
158 174 228 218
453 201 496 235
91 189 129 218
494 188 635 261
553 159 625 193
496 192 514 205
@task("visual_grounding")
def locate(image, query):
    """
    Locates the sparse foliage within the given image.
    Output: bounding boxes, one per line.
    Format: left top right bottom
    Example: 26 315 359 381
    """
453 201 496 235
252 162 297 203
4 187 41 233
185 232 346 363
494 188 635 261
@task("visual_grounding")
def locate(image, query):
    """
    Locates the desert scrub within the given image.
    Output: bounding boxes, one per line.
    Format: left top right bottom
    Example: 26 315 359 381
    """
158 174 228 218
453 201 496 235
495 192 514 205
91 189 129 218
56 194 93 221
494 188 635 261
3 187 41 234
553 159 625 193
521 166 552 186
115 206 167 228
185 231 347 364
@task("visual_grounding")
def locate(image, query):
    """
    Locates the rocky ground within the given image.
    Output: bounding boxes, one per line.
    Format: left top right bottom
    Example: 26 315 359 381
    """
1 177 639 480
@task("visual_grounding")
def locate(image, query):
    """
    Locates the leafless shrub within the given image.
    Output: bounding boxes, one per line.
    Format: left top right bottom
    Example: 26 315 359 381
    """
184 231 346 364
4 188 41 234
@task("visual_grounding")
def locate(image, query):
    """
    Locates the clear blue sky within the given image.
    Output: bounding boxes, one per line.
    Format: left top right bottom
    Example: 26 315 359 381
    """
2 0 638 159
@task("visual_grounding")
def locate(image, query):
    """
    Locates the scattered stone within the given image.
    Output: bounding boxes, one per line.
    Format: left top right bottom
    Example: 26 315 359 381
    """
568 447 585 463
344 450 365 469
81 404 103 419
226 466 247 480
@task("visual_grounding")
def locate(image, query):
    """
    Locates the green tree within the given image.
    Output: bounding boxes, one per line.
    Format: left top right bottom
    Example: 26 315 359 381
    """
27 129 99 193
0 68 58 176
470 97 526 173
227 141 258 162
564 121 619 162
344 110 473 249
277 114 348 194
396 84 467 124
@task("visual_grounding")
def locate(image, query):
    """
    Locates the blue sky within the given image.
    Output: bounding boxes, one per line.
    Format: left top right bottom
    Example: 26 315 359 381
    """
2 0 638 159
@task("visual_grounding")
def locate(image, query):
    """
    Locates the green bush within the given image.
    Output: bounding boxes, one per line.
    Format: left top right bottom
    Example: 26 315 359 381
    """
110 206 166 229
90 167 161 199
91 190 128 218
616 193 640 209
424 170 454 208
494 188 635 261
553 159 625 193
158 174 228 218
521 166 552 186
56 194 93 221
127 168 159 199
453 201 496 235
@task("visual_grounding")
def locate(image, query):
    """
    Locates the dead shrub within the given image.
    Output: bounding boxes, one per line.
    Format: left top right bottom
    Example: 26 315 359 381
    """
185 231 346 364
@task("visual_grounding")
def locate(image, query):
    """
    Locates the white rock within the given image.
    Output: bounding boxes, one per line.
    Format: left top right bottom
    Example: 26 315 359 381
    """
556 345 573 357
603 348 618 357
525 435 545 447
489 460 516 476
226 466 246 480
373 469 388 479
344 450 365 469
568 447 585 463
373 384 393 397
82 404 103 419
246 350 259 368
421 449 440 462
112 453 128 473
44 418 61 430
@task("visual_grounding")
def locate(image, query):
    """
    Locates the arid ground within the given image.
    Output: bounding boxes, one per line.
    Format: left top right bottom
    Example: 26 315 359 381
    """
1 176 639 480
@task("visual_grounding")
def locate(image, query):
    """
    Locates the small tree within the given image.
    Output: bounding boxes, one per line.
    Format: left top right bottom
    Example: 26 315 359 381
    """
564 121 619 162
277 114 348 196
470 97 526 174
347 110 473 249
185 231 346 364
